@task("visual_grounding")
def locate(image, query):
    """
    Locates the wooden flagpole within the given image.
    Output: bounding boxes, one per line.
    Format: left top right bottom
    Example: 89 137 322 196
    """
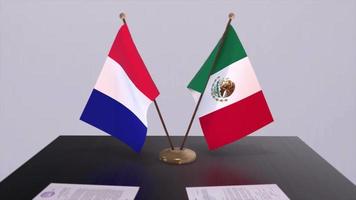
153 100 174 150
179 13 235 150
119 12 174 150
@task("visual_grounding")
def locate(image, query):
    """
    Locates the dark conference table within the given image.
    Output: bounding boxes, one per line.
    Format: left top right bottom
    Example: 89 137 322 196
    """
0 136 355 199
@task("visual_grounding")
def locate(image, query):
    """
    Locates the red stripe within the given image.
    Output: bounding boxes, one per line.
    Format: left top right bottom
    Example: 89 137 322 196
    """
108 24 159 101
199 91 273 150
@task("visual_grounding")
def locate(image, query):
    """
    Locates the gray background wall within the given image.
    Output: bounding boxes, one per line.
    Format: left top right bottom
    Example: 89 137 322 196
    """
1 0 355 184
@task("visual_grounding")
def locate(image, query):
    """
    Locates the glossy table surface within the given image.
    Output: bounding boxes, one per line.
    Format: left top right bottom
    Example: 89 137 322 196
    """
1 136 355 199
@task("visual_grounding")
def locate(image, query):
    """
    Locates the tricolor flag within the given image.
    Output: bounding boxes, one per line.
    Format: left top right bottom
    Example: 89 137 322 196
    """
188 24 273 150
80 24 159 152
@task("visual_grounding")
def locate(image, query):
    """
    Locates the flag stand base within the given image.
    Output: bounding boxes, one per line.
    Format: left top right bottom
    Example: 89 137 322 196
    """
159 147 196 165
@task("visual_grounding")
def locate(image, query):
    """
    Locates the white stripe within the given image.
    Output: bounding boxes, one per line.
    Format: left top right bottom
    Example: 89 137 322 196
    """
189 89 201 103
94 57 152 126
197 57 262 117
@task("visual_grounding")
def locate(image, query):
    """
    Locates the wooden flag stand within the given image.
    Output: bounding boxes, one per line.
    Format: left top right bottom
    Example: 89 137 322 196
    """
159 13 235 165
119 12 234 165
159 147 197 164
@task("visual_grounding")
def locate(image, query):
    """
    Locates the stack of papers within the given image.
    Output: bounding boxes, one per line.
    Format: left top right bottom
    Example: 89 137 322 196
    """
34 183 289 200
186 184 289 200
33 183 139 200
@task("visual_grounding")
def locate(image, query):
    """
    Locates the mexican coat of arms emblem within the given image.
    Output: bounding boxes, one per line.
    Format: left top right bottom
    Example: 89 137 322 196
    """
211 76 235 102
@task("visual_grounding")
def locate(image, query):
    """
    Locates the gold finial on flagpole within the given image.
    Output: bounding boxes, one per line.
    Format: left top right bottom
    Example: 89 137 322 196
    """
119 12 126 24
228 12 235 20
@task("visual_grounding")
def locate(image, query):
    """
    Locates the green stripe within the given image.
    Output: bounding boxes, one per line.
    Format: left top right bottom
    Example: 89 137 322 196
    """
187 25 247 93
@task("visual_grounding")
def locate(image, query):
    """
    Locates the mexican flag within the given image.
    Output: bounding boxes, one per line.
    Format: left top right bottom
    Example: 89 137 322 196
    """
188 24 273 150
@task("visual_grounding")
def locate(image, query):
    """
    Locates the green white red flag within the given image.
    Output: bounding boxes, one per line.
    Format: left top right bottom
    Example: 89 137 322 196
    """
188 24 273 150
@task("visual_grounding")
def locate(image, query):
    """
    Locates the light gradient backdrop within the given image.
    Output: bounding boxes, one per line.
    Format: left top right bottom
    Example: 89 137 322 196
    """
1 0 355 184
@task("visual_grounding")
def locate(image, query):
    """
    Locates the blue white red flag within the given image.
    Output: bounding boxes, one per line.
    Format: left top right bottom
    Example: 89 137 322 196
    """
80 24 159 152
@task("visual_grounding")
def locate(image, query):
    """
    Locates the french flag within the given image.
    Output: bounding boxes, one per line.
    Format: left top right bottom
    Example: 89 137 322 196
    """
80 24 159 152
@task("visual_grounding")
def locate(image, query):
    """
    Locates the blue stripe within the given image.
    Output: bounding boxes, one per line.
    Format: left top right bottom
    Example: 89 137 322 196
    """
80 89 147 152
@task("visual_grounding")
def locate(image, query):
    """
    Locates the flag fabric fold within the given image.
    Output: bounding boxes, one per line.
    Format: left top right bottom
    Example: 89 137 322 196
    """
80 24 159 152
188 24 273 150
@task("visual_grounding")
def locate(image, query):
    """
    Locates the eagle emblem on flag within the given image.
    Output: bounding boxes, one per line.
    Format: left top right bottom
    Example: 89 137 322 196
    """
211 76 235 102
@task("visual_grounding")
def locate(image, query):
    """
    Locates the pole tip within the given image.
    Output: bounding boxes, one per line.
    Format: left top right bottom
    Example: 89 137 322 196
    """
228 12 235 20
119 12 126 20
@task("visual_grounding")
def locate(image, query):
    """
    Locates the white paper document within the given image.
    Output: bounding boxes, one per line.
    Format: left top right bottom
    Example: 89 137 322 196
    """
186 184 289 200
33 183 139 200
